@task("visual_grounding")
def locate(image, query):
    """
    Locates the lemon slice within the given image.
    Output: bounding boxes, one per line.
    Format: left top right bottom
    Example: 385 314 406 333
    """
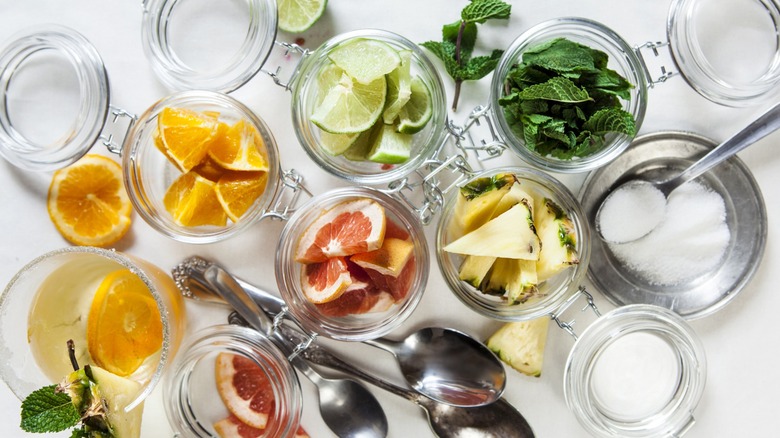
311 72 386 134
328 39 401 84
277 0 327 33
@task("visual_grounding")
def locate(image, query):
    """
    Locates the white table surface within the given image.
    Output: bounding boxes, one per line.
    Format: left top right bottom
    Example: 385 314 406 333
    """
1 0 779 437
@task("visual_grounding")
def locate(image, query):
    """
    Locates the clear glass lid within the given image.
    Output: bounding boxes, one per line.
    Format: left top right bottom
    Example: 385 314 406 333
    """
667 0 780 106
0 25 109 171
141 0 278 93
564 304 706 437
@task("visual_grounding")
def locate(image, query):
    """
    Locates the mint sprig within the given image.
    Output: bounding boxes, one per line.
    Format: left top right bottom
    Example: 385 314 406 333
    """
20 385 80 433
421 0 511 110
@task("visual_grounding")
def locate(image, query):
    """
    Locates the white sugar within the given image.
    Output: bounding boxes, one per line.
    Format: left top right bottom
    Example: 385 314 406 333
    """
607 181 730 285
598 182 666 243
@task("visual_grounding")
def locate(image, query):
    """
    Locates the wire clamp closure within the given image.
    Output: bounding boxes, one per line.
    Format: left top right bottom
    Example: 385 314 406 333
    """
453 105 509 161
100 105 137 155
550 286 601 340
262 41 309 90
635 41 677 87
263 169 313 221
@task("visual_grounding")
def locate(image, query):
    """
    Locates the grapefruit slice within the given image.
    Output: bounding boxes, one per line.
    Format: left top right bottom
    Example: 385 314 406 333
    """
384 218 410 241
215 353 276 429
315 281 378 317
301 257 353 303
362 256 416 302
350 238 414 277
213 414 309 438
295 198 386 264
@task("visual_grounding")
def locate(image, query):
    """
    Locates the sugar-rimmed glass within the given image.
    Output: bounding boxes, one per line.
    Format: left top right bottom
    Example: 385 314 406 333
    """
123 90 282 244
276 186 429 341
289 29 449 186
0 246 186 412
164 324 302 438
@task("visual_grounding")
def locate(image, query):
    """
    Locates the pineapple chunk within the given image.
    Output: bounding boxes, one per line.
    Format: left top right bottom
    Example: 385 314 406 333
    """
90 366 144 438
458 255 497 289
444 202 541 260
486 317 550 377
534 197 579 282
491 181 535 219
451 173 517 235
483 258 538 304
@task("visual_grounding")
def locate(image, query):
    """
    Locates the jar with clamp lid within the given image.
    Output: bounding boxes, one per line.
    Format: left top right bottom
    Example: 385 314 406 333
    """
457 0 780 173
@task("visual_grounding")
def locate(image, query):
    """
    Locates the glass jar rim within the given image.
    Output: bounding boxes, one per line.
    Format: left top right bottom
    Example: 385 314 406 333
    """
564 304 706 437
489 17 648 173
666 0 780 107
163 324 303 438
141 0 278 93
0 25 110 171
122 90 282 244
0 246 174 410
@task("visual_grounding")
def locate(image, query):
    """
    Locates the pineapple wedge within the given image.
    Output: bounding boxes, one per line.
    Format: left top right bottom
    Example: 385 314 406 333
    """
90 366 144 438
534 197 579 282
483 258 538 304
486 317 550 377
458 255 497 289
451 173 517 235
444 201 541 260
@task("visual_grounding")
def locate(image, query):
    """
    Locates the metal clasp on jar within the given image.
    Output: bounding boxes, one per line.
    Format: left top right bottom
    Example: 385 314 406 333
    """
261 41 310 91
550 286 602 340
100 105 137 155
634 41 678 87
261 169 313 221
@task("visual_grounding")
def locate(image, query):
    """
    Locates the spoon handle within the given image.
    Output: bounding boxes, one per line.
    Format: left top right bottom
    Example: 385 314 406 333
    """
203 264 275 335
663 101 780 193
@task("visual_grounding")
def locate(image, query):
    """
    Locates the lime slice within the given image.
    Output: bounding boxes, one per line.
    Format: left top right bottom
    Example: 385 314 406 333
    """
328 39 401 84
367 124 413 164
319 130 359 155
342 128 376 161
278 0 327 33
311 73 386 134
383 50 412 124
397 76 433 134
316 62 344 106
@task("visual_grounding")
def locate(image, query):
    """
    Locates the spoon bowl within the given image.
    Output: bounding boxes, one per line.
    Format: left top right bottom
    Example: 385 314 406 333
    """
596 101 780 243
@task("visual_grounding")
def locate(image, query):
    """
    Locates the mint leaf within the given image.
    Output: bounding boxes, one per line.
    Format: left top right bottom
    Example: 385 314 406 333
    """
522 38 599 74
20 385 80 433
443 21 477 60
583 108 637 136
462 49 504 79
420 40 460 76
517 77 591 103
462 0 511 23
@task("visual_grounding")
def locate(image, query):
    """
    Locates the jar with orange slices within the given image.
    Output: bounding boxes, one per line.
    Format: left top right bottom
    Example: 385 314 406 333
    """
0 247 186 437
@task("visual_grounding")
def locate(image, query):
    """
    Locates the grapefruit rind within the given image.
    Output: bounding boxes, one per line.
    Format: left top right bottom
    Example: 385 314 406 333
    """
215 353 271 430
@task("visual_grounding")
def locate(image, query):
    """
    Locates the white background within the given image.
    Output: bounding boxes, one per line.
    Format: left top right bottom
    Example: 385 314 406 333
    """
1 0 779 437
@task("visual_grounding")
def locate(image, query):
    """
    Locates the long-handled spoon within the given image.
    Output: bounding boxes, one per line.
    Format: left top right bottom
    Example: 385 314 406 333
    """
174 256 506 407
202 263 388 438
596 101 780 244
287 328 535 438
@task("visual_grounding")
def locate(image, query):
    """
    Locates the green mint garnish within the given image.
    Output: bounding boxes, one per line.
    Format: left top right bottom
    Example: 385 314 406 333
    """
421 0 511 110
20 385 80 433
499 37 637 159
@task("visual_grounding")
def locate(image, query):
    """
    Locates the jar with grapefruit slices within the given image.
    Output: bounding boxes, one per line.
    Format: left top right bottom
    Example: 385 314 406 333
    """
164 324 306 438
276 186 429 341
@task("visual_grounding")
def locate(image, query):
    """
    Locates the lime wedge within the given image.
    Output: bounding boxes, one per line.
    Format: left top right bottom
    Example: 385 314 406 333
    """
278 0 327 33
316 62 344 106
328 39 401 84
397 76 433 134
319 130 359 155
342 127 376 161
367 124 413 164
383 50 412 124
311 73 386 134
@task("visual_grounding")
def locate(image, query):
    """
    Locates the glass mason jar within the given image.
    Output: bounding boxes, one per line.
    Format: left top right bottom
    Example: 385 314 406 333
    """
164 324 303 438
276 186 429 341
436 166 591 321
0 246 186 412
289 30 449 186
123 90 295 244
0 25 111 172
563 304 706 438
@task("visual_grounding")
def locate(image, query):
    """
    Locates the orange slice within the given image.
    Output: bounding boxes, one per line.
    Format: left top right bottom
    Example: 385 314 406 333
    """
301 256 353 303
163 171 228 227
157 107 222 172
47 154 132 247
208 119 269 171
295 198 387 263
215 353 276 429
193 155 229 182
215 171 268 222
87 268 163 377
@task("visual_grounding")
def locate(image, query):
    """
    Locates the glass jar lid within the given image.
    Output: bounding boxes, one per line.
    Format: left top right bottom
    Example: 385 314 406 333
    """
564 304 706 437
141 0 278 93
667 0 780 107
0 25 109 171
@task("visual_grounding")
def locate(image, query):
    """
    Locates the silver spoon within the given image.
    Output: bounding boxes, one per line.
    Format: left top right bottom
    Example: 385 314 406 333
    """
596 101 780 244
174 256 506 407
291 330 535 438
202 263 388 438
